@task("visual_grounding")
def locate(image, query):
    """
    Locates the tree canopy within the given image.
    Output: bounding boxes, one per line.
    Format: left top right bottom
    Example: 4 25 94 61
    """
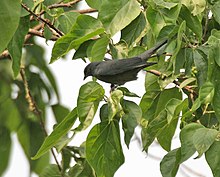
1 0 220 177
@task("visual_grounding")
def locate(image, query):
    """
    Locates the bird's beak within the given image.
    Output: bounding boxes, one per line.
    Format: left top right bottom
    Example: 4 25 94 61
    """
83 75 87 80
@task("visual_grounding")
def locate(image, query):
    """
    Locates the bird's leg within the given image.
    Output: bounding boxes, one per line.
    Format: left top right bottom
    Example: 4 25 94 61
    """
110 84 118 92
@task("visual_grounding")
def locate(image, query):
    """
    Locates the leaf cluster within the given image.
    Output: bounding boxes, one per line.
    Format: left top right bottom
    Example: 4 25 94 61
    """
1 0 220 177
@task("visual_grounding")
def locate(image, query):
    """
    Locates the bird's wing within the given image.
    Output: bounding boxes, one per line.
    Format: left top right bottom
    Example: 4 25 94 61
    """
94 57 147 76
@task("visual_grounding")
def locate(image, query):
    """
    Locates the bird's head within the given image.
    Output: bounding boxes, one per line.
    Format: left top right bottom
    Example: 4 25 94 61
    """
84 62 99 80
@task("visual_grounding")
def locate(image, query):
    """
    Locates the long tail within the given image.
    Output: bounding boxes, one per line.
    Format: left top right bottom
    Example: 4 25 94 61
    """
138 39 168 61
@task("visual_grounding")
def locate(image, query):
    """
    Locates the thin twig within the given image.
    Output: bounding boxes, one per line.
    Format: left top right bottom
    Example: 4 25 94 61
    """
28 28 58 41
21 3 64 36
20 67 63 173
202 9 210 41
147 69 197 95
0 50 10 60
48 0 82 9
70 8 97 14
25 24 43 41
39 0 82 15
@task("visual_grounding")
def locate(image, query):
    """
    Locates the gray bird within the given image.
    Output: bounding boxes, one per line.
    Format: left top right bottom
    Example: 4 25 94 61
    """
84 39 167 86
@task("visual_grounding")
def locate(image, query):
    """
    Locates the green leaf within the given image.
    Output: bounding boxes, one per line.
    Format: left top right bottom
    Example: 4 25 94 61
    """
43 25 53 41
0 126 11 176
73 40 94 60
205 141 220 177
199 82 215 104
8 16 30 77
109 41 128 59
193 127 219 158
121 100 142 148
182 0 206 16
77 81 104 130
98 0 141 36
160 148 181 177
179 77 196 89
61 149 71 173
157 99 184 151
211 45 220 67
127 46 145 58
182 98 201 119
208 45 220 82
51 104 70 123
146 6 166 37
117 87 140 98
194 49 208 87
179 5 202 38
33 152 50 175
88 36 109 62
86 121 124 177
154 0 178 9
155 87 182 117
57 11 80 34
121 12 147 46
158 3 181 25
68 160 95 177
169 21 185 70
141 86 181 151
212 83 220 123
16 120 49 174
21 0 34 17
51 15 104 63
32 108 78 160
85 0 102 10
0 0 20 53
142 110 167 151
39 164 61 177
208 29 220 45
179 123 204 163
100 104 109 122
157 25 179 41
107 90 123 121
212 1 220 25
0 99 21 132
140 73 160 118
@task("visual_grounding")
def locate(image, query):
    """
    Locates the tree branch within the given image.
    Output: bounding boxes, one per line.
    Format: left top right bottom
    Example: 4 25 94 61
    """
48 0 82 9
39 0 83 15
28 28 58 41
21 3 64 37
147 69 197 95
0 50 10 60
71 8 97 14
20 67 63 174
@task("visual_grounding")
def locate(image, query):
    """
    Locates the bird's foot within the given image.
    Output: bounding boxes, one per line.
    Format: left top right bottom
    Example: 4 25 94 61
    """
110 84 118 92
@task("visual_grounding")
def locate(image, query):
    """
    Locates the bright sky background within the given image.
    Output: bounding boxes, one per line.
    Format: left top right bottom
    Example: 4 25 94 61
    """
3 1 213 176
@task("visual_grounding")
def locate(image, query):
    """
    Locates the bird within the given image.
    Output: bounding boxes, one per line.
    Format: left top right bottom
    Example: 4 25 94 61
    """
84 39 167 88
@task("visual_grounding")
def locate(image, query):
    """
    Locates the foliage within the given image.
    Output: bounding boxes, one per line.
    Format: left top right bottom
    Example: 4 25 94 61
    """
1 0 220 177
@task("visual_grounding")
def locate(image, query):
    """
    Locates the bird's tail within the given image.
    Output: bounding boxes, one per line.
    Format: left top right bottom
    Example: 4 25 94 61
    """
138 39 168 61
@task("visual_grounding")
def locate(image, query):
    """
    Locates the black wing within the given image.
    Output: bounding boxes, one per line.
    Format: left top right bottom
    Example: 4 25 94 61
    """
94 57 147 76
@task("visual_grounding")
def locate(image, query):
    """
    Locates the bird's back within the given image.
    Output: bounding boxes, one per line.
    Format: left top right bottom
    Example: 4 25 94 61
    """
95 57 147 76
93 57 147 85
